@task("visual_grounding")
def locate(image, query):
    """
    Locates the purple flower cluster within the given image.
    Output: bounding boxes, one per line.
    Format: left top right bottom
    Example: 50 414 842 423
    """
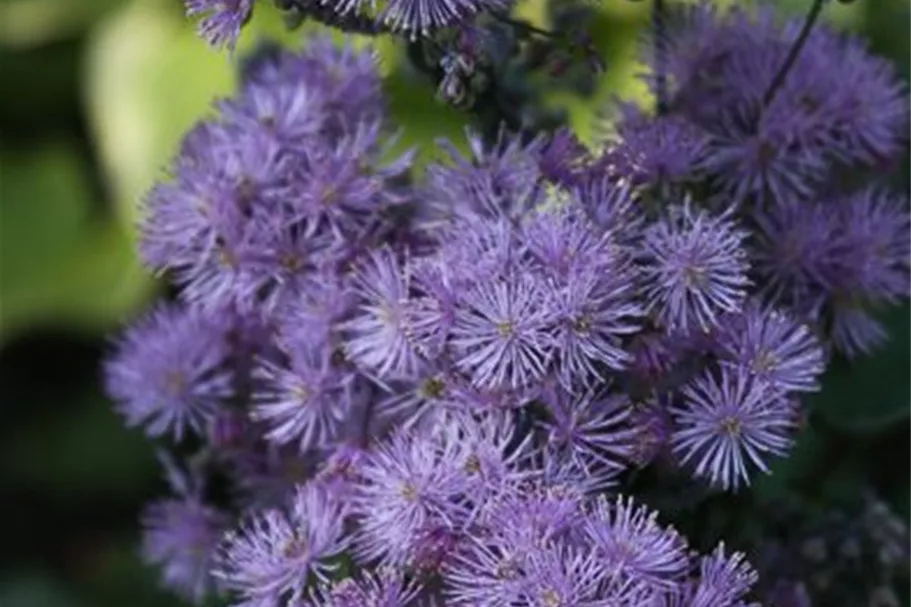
104 4 909 605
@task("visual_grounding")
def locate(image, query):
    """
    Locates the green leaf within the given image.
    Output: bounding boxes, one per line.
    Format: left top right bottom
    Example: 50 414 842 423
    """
84 0 236 229
76 538 200 607
813 304 911 433
0 0 124 48
0 144 153 345
0 574 85 607
0 386 158 502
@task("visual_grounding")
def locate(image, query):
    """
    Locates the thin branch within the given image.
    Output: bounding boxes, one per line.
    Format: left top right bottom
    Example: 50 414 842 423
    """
490 12 562 40
653 0 668 115
761 0 826 109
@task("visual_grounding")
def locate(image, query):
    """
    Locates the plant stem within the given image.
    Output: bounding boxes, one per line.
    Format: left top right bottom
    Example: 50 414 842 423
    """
761 0 825 109
653 0 668 115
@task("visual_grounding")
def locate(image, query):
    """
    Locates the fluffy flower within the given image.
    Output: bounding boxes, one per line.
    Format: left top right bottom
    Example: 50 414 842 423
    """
671 365 795 490
104 303 233 441
611 104 709 185
421 129 544 227
583 495 690 593
343 247 424 381
141 496 229 602
451 275 553 390
829 187 911 306
379 0 513 36
541 386 636 491
305 569 422 607
690 543 759 607
353 426 467 566
253 342 356 452
214 484 349 605
639 204 750 334
717 300 825 394
185 0 252 50
750 199 841 315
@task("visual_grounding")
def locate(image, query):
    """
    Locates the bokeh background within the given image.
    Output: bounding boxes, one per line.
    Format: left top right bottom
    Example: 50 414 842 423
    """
0 0 908 605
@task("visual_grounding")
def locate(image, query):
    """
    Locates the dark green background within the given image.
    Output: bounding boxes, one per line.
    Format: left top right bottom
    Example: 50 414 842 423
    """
0 0 907 605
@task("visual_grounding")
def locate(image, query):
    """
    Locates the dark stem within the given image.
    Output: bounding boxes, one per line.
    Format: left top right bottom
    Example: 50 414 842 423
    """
653 0 668 115
491 12 560 40
761 0 825 109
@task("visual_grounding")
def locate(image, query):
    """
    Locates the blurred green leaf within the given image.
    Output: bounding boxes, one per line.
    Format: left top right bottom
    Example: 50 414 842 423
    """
0 575 85 607
753 424 827 503
84 0 236 229
813 305 911 433
0 144 153 345
0 0 124 48
0 386 158 501
76 537 194 607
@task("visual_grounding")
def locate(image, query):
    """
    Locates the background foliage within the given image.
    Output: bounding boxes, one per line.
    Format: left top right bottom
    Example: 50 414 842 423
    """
0 0 907 605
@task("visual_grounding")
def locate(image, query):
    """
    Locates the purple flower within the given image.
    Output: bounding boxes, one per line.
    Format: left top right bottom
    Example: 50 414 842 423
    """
451 275 553 390
421 129 544 226
379 0 512 38
717 300 826 394
185 0 252 50
342 247 424 381
702 118 827 208
214 483 349 605
611 103 709 185
444 534 528 606
481 481 586 551
538 128 592 187
305 569 422 607
353 426 467 567
639 204 750 334
518 545 610 607
220 80 326 147
520 203 621 278
583 495 690 593
141 496 230 602
293 123 410 242
572 175 643 241
828 304 889 359
247 37 385 132
447 410 534 498
671 365 795 491
830 187 911 306
228 444 320 509
628 398 674 467
540 385 636 491
751 199 840 316
374 363 454 432
252 342 355 452
690 543 758 607
548 268 643 384
104 303 233 441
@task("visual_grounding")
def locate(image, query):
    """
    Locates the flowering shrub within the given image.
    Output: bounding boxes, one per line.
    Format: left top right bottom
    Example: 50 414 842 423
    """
104 1 910 605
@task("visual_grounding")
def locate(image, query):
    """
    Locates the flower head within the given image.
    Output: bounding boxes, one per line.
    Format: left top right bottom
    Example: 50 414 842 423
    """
583 495 690 593
639 204 750 334
353 426 467 566
185 0 252 50
253 341 356 452
671 365 795 490
305 569 423 607
141 496 229 602
104 303 233 441
214 483 349 605
343 247 424 381
690 543 759 607
451 275 553 390
541 386 636 491
717 300 826 394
